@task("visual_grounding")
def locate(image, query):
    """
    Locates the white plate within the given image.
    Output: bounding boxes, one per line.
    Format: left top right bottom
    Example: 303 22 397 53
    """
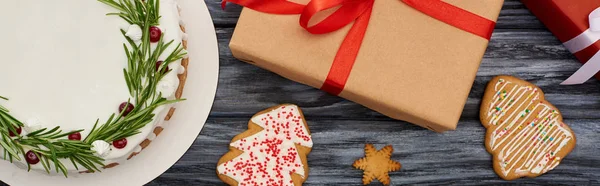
0 0 219 185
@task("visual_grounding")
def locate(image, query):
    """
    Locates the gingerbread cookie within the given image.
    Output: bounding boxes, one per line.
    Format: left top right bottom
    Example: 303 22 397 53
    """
217 104 313 186
480 76 576 180
353 144 401 185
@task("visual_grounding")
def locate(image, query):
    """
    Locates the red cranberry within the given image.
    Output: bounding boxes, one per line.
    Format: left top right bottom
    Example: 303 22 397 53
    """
155 61 170 74
25 151 40 165
119 102 134 116
8 126 21 137
113 138 128 149
68 132 82 141
149 26 162 43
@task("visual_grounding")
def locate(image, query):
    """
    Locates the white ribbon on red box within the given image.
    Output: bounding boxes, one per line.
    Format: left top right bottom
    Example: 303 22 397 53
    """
561 7 600 85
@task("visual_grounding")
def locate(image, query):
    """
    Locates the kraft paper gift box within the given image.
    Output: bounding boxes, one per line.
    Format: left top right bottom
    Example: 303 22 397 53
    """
228 0 504 132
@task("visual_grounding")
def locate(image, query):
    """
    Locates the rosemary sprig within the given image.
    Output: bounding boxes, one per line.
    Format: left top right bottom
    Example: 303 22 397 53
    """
0 0 186 176
19 128 101 177
98 0 161 26
0 98 100 177
0 96 24 162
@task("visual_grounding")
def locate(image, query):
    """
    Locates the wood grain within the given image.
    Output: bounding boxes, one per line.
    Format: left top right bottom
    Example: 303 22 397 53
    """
3 0 600 185
147 118 600 185
149 0 600 185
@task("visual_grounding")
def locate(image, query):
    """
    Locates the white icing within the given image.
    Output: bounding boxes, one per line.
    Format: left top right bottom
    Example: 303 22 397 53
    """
24 118 43 133
0 0 185 172
125 24 143 42
92 140 111 158
182 49 190 59
157 77 179 98
175 64 186 74
181 32 189 41
485 79 574 177
147 132 157 141
133 146 143 154
217 105 313 186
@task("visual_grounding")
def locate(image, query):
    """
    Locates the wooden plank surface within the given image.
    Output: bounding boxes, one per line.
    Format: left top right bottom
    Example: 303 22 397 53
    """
3 0 600 185
148 0 600 185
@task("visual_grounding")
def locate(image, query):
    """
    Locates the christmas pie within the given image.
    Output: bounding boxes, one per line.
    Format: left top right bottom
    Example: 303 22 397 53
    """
0 0 188 175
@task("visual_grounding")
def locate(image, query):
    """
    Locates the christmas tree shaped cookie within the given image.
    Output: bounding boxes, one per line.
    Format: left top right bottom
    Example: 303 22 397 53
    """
217 104 313 186
480 76 576 180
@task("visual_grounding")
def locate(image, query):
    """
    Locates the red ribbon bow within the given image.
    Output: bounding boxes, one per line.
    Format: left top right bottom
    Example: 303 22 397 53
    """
223 0 496 95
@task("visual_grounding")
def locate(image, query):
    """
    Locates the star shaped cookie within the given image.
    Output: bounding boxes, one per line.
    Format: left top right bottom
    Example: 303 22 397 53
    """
353 144 401 185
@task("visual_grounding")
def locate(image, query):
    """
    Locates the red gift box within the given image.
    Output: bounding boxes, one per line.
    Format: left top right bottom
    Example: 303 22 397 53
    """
522 0 600 84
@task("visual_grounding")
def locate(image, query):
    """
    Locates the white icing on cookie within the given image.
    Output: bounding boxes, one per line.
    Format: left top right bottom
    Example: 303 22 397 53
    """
217 105 313 186
485 78 575 177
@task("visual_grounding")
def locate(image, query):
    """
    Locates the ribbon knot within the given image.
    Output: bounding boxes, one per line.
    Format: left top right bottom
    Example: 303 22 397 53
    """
561 7 600 85
222 0 374 35
223 0 495 95
590 8 600 32
299 0 374 34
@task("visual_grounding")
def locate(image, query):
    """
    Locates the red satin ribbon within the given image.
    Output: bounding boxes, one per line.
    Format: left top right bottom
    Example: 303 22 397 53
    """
223 0 496 95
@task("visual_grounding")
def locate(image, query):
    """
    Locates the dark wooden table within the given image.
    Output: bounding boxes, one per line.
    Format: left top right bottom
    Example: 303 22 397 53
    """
3 0 600 185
